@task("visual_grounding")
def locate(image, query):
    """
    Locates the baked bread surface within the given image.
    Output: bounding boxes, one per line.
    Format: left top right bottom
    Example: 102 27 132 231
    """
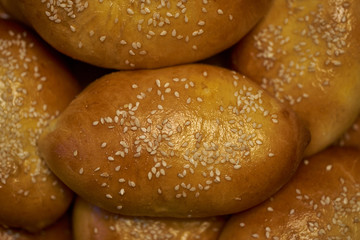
0 0 272 69
0 19 79 231
73 197 225 240
39 64 309 217
219 147 360 239
231 0 360 156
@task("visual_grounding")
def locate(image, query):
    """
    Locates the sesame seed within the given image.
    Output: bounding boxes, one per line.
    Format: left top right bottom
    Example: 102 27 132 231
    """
128 181 136 188
272 118 279 124
326 165 332 171
252 233 259 238
99 36 106 42
119 188 125 195
127 8 134 15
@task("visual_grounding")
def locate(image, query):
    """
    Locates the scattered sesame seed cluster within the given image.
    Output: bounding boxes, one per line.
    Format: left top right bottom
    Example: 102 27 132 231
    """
219 147 360 240
231 0 360 157
0 0 272 69
0 0 359 239
0 19 78 233
73 197 226 240
38 64 309 220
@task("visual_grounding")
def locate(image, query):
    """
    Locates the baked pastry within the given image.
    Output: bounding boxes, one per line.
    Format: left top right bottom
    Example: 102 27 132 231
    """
0 215 72 240
0 0 272 69
218 147 360 240
231 0 360 156
73 197 225 240
0 19 79 231
38 64 309 218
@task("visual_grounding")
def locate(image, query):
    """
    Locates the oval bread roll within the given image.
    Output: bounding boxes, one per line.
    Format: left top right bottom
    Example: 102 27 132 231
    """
73 197 225 240
231 0 360 157
0 215 72 240
0 0 272 69
0 19 79 231
38 64 309 218
218 147 360 240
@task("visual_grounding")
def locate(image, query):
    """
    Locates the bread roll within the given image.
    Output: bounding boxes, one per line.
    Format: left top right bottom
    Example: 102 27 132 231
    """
218 147 360 240
73 197 225 240
0 19 79 231
0 0 272 69
231 0 360 157
0 215 72 240
38 64 309 217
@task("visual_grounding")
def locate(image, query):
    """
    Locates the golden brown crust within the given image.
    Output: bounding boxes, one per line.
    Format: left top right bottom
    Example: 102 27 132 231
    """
0 19 79 231
73 197 225 240
0 0 272 69
336 116 360 149
0 215 72 240
0 4 10 20
39 64 309 218
231 0 360 157
218 147 360 239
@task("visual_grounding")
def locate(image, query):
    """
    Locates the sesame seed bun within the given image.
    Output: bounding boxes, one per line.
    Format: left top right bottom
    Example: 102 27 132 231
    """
0 0 272 69
0 19 79 231
218 147 360 239
0 214 72 240
72 197 225 240
38 64 309 218
231 0 360 157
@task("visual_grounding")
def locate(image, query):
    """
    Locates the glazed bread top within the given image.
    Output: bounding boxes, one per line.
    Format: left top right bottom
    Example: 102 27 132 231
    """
0 0 272 69
0 19 79 231
231 0 360 157
39 64 309 218
218 147 360 240
73 197 225 240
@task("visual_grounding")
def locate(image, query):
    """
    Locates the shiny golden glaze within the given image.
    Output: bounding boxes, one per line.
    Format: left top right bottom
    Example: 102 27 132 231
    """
232 0 360 156
0 19 77 231
219 147 360 239
0 0 272 69
73 197 225 240
39 64 309 218
336 115 360 149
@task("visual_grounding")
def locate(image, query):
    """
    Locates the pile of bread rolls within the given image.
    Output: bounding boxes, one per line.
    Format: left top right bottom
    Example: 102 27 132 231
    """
0 0 359 239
